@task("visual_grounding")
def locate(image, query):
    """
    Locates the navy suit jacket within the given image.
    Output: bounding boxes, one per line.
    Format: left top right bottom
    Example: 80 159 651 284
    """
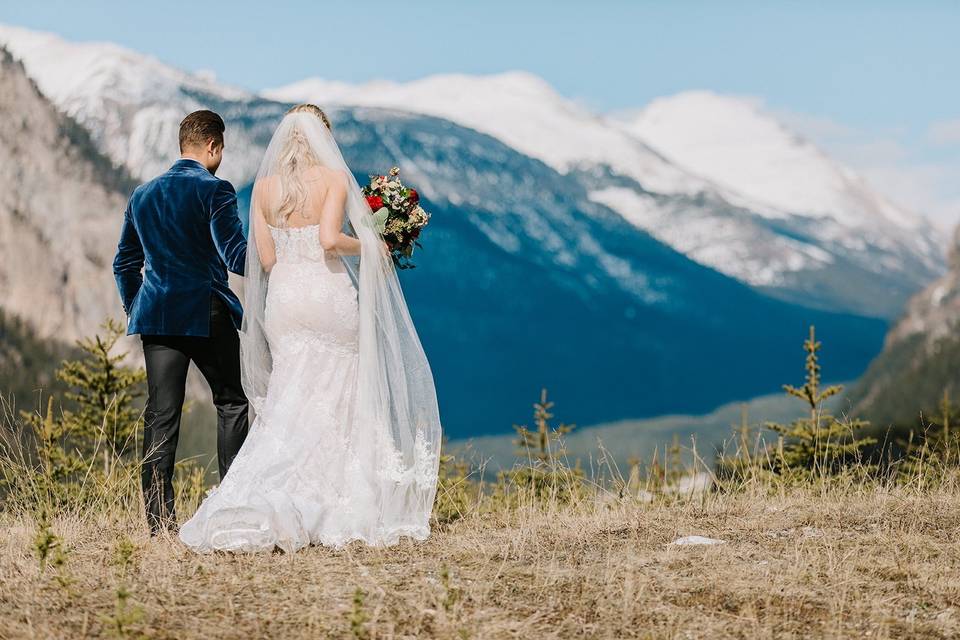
112 159 247 337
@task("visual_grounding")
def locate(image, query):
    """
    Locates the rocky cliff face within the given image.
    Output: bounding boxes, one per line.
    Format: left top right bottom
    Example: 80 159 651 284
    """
0 46 130 343
851 225 960 425
882 225 960 349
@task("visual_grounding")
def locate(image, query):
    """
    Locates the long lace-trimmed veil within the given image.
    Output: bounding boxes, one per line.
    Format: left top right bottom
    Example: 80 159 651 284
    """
240 111 441 537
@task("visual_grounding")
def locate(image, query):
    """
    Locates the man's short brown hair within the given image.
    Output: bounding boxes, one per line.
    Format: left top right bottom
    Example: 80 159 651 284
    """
179 110 225 152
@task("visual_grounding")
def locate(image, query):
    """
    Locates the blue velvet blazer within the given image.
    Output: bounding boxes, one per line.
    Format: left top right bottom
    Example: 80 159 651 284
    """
112 159 247 337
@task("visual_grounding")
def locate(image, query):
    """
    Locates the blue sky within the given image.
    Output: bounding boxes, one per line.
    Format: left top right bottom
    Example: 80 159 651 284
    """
1 0 958 223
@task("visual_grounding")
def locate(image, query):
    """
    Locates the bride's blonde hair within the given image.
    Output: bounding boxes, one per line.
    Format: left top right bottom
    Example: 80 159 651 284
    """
275 104 332 223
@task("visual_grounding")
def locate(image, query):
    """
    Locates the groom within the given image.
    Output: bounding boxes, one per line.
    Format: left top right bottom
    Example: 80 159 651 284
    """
113 110 249 534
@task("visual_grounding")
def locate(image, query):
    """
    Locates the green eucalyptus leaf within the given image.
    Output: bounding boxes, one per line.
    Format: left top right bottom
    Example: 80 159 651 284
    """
373 207 389 234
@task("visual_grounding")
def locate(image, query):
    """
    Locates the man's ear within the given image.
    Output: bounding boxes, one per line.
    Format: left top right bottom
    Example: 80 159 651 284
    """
206 138 222 155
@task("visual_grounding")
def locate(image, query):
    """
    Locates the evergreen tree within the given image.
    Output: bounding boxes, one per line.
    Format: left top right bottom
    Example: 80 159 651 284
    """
498 389 582 503
4 320 146 509
766 326 874 473
512 389 574 463
55 318 146 474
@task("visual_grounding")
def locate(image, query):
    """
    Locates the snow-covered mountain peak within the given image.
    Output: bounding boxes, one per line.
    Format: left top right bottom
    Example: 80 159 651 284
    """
0 23 251 106
621 90 925 231
268 70 571 119
0 22 265 183
265 71 710 196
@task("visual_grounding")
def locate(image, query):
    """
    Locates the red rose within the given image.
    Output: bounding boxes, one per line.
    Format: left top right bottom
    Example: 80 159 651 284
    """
407 189 419 205
366 195 384 210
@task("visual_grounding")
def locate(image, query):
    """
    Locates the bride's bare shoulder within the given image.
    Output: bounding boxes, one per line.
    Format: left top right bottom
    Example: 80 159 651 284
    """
305 165 348 182
252 175 282 220
253 174 281 197
303 167 349 195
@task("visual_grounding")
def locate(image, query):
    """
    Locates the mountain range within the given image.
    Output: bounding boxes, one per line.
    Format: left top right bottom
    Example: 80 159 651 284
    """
267 73 945 319
0 23 944 318
0 24 934 438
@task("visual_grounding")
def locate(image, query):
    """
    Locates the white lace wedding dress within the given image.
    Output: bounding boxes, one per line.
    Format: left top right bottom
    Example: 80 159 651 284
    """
180 224 419 552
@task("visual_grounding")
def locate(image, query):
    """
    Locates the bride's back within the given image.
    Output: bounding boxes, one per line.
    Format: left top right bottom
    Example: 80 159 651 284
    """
252 161 349 273
257 165 335 228
257 159 355 339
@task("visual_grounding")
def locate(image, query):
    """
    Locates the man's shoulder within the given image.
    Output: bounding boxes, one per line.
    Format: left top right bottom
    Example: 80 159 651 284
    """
152 165 233 189
129 175 161 204
213 176 236 194
189 168 234 196
130 164 236 214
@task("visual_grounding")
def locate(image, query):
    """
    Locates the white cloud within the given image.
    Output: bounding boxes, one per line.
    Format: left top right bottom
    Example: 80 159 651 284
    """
927 118 960 146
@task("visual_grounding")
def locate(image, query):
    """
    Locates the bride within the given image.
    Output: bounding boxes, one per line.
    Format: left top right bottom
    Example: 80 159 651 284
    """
179 104 442 553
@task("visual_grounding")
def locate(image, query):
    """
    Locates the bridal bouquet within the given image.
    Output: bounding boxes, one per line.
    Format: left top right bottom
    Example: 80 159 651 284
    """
362 167 430 269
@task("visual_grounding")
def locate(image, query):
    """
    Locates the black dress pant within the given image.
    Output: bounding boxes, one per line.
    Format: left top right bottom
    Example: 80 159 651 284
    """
140 297 249 533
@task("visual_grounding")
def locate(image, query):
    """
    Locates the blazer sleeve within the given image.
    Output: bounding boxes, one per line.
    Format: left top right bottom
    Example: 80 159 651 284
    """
112 202 145 314
210 180 247 276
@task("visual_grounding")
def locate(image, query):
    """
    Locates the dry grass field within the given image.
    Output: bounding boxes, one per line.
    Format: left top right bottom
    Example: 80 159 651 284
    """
3 330 959 638
3 476 960 639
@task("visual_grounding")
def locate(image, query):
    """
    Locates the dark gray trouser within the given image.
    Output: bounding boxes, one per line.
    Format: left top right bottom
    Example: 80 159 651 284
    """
140 297 248 534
